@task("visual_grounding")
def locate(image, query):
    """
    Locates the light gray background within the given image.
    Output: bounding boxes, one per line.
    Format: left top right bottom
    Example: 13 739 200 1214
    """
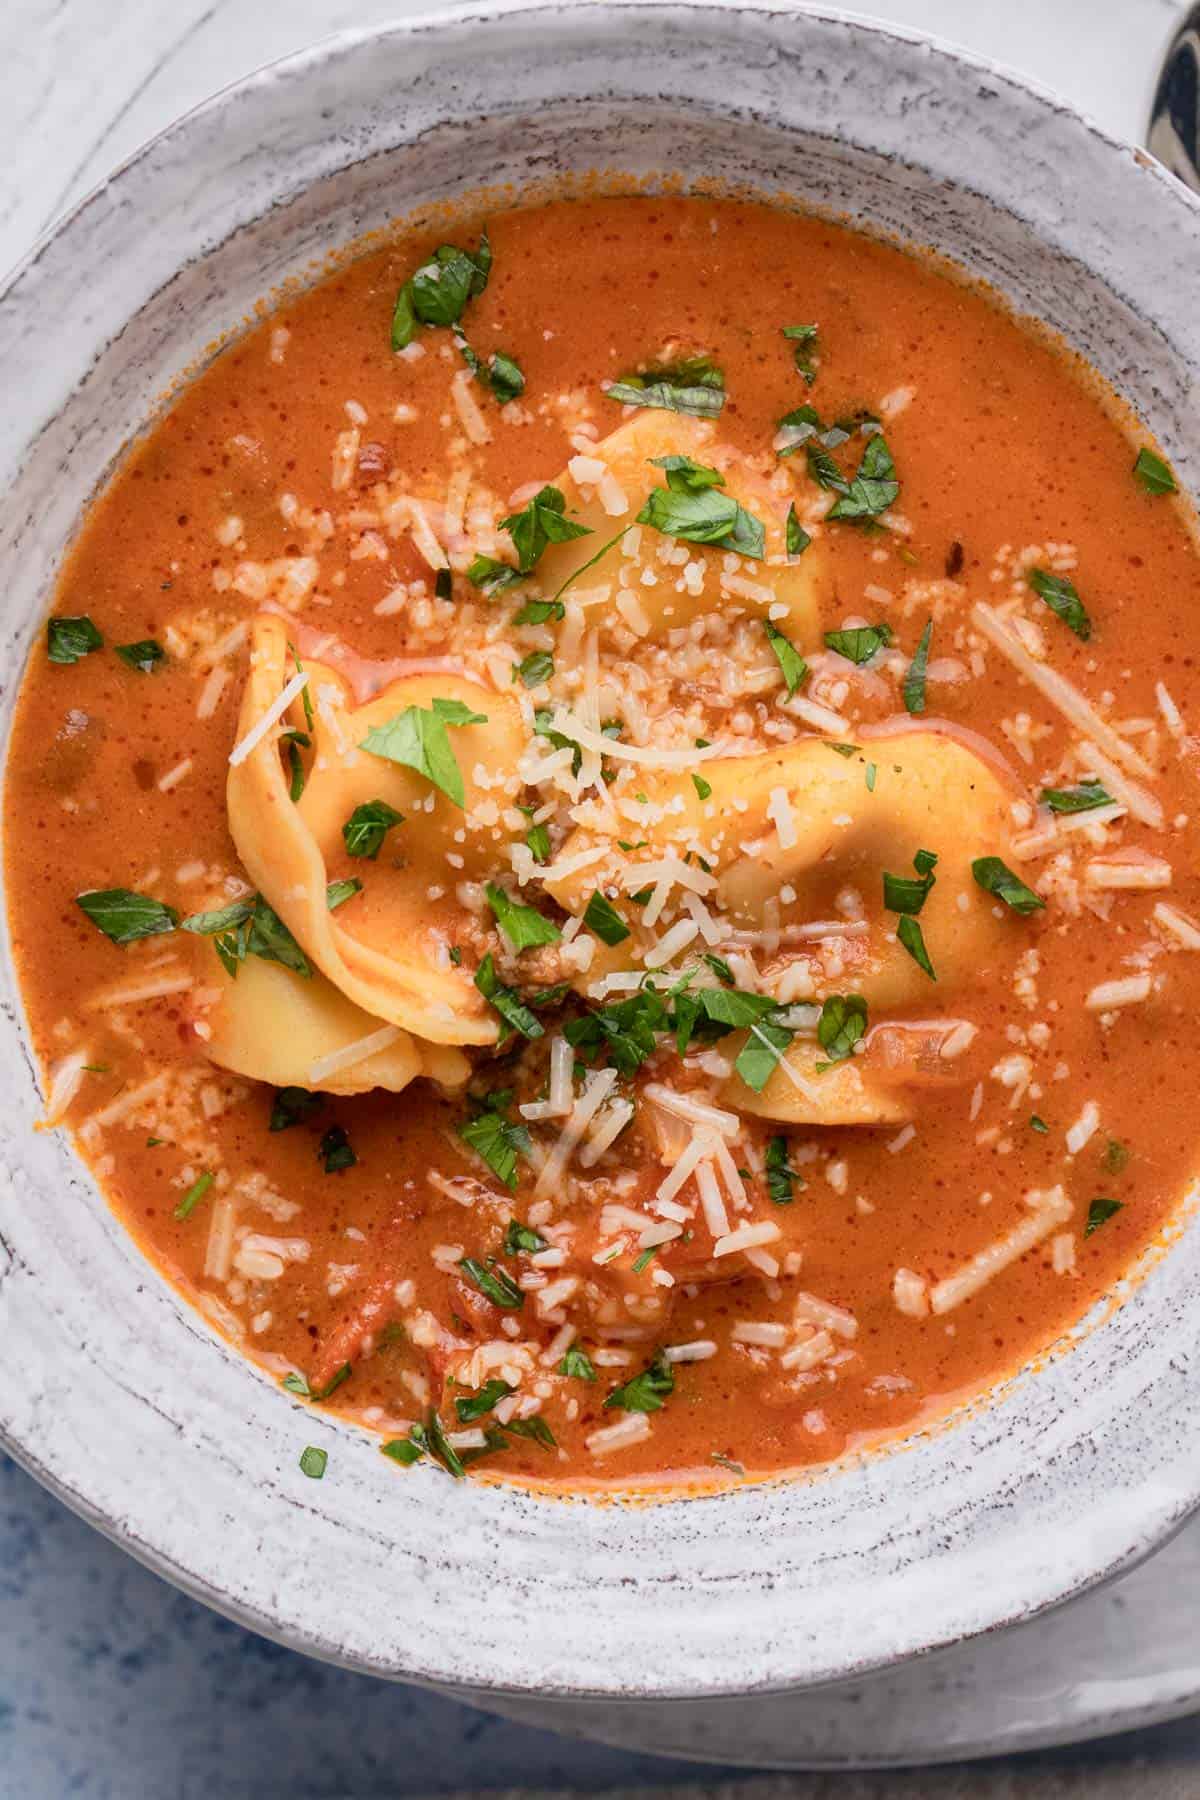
2 1 1197 1795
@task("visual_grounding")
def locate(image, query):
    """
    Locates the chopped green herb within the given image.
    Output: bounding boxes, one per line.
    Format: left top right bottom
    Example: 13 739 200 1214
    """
299 1446 327 1480
516 650 555 690
765 1134 799 1204
1085 1197 1124 1236
817 993 869 1065
897 914 936 980
325 878 361 911
245 896 311 977
785 502 812 557
458 1100 532 1190
774 403 823 457
435 567 453 602
805 439 848 493
500 485 591 573
473 953 544 1041
882 850 938 915
764 619 808 695
318 1126 357 1174
381 1436 424 1466
638 476 764 560
1040 782 1113 815
1028 568 1091 641
512 596 563 625
47 615 103 664
735 1017 794 1093
1030 1114 1049 1134
342 798 405 859
115 639 165 673
1133 448 1177 495
558 1344 597 1381
391 232 491 348
692 774 712 801
607 355 725 419
824 623 892 665
866 763 877 792
631 1246 658 1275
360 696 487 809
503 1219 547 1256
827 433 900 522
503 1416 557 1450
448 945 463 966
1103 1139 1131 1175
972 857 1045 916
459 1255 525 1310
826 742 859 758
583 889 631 946
455 1378 513 1423
782 322 819 384
423 1411 466 1479
180 898 255 937
485 882 561 952
77 888 179 945
647 453 726 494
903 618 932 715
173 1171 213 1222
270 1087 323 1132
564 985 669 1076
524 821 551 863
283 1363 351 1404
711 1451 746 1476
453 329 525 402
280 729 308 803
603 1350 675 1413
467 554 522 598
288 641 315 733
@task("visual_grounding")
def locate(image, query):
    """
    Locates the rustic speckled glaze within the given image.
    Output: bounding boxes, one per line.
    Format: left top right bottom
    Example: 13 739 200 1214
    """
3 0 1200 1705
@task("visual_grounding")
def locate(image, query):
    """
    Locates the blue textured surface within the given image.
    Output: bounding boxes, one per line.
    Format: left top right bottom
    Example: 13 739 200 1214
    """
0 1453 716 1799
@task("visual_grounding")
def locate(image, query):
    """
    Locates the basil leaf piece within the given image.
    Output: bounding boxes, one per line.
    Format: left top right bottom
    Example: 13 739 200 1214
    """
897 914 936 980
697 988 779 1029
882 851 937 916
467 554 522 597
474 953 543 1041
525 822 551 863
816 993 869 1064
806 440 849 493
325 879 361 911
516 650 554 689
512 597 564 625
775 404 823 458
1040 781 1113 815
703 953 734 985
342 798 404 859
637 485 765 560
173 1171 213 1222
558 1345 597 1381
390 283 418 351
564 986 669 1076
318 1125 357 1173
270 1087 323 1132
503 1416 557 1450
972 857 1046 916
1085 1197 1124 1236
485 882 561 952
903 618 932 716
405 236 491 333
47 615 103 664
765 1134 798 1204
115 639 165 673
1133 448 1177 495
459 1102 532 1190
382 1436 424 1466
77 888 180 945
459 1255 525 1310
1104 1139 1131 1174
827 433 899 521
782 323 819 385
604 1351 675 1413
180 898 255 936
455 1378 513 1423
1028 568 1092 641
423 1412 466 1479
692 774 712 801
764 620 808 696
246 896 312 976
453 330 524 402
824 623 892 665
1030 1114 1049 1134
503 1219 547 1255
734 1018 794 1093
500 485 591 573
360 696 487 808
785 503 812 557
583 889 631 946
299 1446 327 1481
648 453 726 494
607 355 725 419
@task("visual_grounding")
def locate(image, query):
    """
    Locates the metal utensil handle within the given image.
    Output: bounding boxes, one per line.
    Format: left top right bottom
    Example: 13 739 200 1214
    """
1149 5 1200 189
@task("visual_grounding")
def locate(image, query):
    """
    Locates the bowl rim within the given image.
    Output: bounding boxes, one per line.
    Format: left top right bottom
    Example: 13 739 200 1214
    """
5 0 1200 1702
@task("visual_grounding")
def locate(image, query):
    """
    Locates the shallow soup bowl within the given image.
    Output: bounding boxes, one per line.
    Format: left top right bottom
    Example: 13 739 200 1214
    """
3 0 1200 1707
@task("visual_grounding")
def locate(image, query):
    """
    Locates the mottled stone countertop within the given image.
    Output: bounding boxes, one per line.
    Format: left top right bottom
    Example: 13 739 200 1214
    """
2 1 1199 1794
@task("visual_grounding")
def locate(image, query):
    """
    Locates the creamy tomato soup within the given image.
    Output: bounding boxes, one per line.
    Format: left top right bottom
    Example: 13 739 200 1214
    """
8 195 1199 1490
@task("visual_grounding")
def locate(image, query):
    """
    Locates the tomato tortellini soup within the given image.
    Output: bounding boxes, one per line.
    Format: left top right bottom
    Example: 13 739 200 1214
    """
10 195 1200 1489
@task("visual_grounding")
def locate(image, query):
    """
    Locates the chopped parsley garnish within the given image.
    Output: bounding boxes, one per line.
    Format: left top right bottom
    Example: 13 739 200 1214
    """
342 798 404 859
606 355 725 419
765 1134 799 1204
638 458 765 559
1040 781 1112 815
824 623 892 665
972 857 1045 916
692 774 712 801
1133 448 1177 495
455 1378 513 1423
564 985 669 1076
173 1171 213 1222
391 230 491 348
299 1446 327 1480
764 619 808 695
782 323 819 384
785 503 811 557
603 1350 675 1413
485 882 561 952
458 1095 532 1189
1030 1114 1049 1134
76 888 179 945
318 1126 357 1173
503 1218 547 1255
525 821 551 864
882 849 938 916
459 1255 525 1310
816 993 869 1066
516 650 554 689
500 484 591 573
583 889 631 945
897 915 936 980
270 1086 323 1132
467 554 522 598
1028 568 1091 641
325 878 361 911
558 1344 597 1381
1085 1197 1124 1236
1103 1139 1131 1174
47 615 103 664
360 696 487 809
115 639 165 673
903 619 932 715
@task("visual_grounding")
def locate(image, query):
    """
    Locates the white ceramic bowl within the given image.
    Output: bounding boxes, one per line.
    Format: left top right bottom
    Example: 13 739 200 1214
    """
3 0 1200 1706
